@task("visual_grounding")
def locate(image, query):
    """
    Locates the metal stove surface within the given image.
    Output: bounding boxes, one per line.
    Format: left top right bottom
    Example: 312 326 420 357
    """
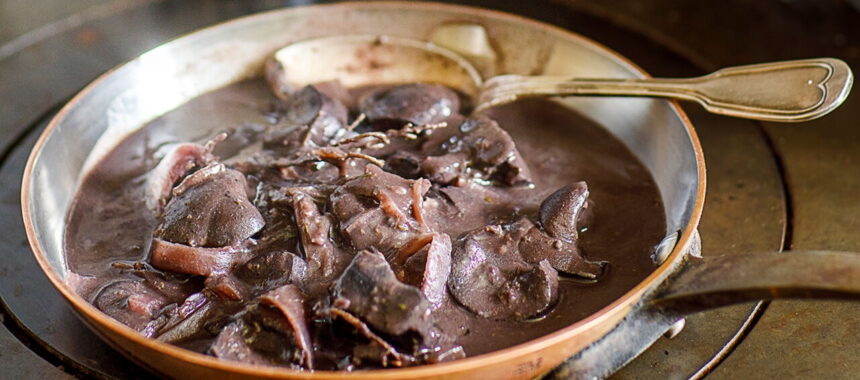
0 1 854 378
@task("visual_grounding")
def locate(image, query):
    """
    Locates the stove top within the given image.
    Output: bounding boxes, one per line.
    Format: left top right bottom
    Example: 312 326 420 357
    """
0 1 856 378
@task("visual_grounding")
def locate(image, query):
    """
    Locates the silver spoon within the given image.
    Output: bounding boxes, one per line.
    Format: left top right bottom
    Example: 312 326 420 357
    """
269 35 853 122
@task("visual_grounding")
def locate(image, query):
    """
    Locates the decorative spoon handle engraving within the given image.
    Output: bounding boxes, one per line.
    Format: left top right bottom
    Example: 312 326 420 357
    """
478 58 853 122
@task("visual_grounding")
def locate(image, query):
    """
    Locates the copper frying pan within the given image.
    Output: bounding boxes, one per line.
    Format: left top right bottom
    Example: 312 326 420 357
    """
20 2 860 379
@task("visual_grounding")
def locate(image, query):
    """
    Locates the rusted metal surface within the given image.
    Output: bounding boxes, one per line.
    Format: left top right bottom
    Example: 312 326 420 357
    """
655 251 860 313
562 10 790 376
725 97 860 378
545 301 680 379
721 89 860 377
558 0 860 377
610 105 788 380
0 321 73 379
545 237 860 379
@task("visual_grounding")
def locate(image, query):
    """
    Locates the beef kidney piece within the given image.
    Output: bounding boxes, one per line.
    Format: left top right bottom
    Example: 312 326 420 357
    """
234 250 307 293
94 280 173 331
518 225 605 279
149 238 250 277
332 250 433 340
328 308 415 368
251 193 301 251
539 182 589 241
149 291 218 343
457 116 532 185
210 306 307 367
282 85 348 127
260 284 313 368
205 275 244 301
411 116 532 186
134 269 203 301
392 233 452 305
331 165 434 258
155 164 264 247
332 166 452 305
384 150 424 179
423 182 521 237
284 188 341 281
417 152 470 185
210 321 275 366
359 84 460 130
448 222 559 320
144 134 224 212
264 85 349 152
524 183 605 278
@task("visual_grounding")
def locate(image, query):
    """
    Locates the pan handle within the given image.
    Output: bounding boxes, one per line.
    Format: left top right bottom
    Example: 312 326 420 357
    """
542 251 860 379
652 250 860 315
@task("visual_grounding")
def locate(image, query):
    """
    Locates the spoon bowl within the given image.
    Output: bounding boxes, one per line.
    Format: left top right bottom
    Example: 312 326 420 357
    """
267 35 482 99
270 35 852 122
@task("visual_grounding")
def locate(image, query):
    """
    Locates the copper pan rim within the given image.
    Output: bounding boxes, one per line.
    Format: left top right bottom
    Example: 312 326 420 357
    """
21 1 706 378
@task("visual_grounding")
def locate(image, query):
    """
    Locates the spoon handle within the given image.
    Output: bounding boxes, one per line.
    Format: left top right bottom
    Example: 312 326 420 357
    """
477 58 853 122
